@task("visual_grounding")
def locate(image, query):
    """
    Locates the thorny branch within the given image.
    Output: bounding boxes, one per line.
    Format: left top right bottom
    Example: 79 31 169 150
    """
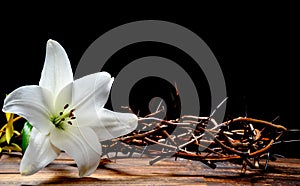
102 112 287 174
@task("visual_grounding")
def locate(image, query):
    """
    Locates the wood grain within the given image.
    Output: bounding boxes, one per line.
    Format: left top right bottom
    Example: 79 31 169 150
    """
0 152 299 185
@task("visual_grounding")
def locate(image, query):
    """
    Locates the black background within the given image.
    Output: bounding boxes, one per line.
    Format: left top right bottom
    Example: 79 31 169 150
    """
1 4 299 157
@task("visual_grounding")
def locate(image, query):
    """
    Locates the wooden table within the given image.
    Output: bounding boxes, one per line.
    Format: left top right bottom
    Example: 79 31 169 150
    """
1 152 299 185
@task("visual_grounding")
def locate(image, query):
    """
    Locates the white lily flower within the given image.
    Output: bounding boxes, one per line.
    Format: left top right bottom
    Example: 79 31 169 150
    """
2 39 138 177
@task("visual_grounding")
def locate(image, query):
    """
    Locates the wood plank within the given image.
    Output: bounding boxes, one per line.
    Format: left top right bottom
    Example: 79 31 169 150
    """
0 152 299 185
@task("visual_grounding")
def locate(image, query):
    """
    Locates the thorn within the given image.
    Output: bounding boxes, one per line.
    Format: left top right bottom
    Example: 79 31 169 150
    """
140 145 148 158
271 116 280 123
156 99 164 112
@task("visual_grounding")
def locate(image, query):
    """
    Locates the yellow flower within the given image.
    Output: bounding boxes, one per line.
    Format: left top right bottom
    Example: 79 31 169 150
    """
0 111 22 153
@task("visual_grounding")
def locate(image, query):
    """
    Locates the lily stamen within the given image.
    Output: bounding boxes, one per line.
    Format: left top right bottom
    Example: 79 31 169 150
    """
64 104 69 109
51 104 76 128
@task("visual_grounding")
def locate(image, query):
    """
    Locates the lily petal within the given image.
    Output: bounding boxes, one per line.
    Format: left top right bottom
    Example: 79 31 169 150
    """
55 72 113 121
39 39 73 96
3 86 54 134
20 128 60 176
80 108 138 141
50 126 102 177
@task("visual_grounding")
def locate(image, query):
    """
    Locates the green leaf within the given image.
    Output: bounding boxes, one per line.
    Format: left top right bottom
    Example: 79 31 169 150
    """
21 122 33 154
